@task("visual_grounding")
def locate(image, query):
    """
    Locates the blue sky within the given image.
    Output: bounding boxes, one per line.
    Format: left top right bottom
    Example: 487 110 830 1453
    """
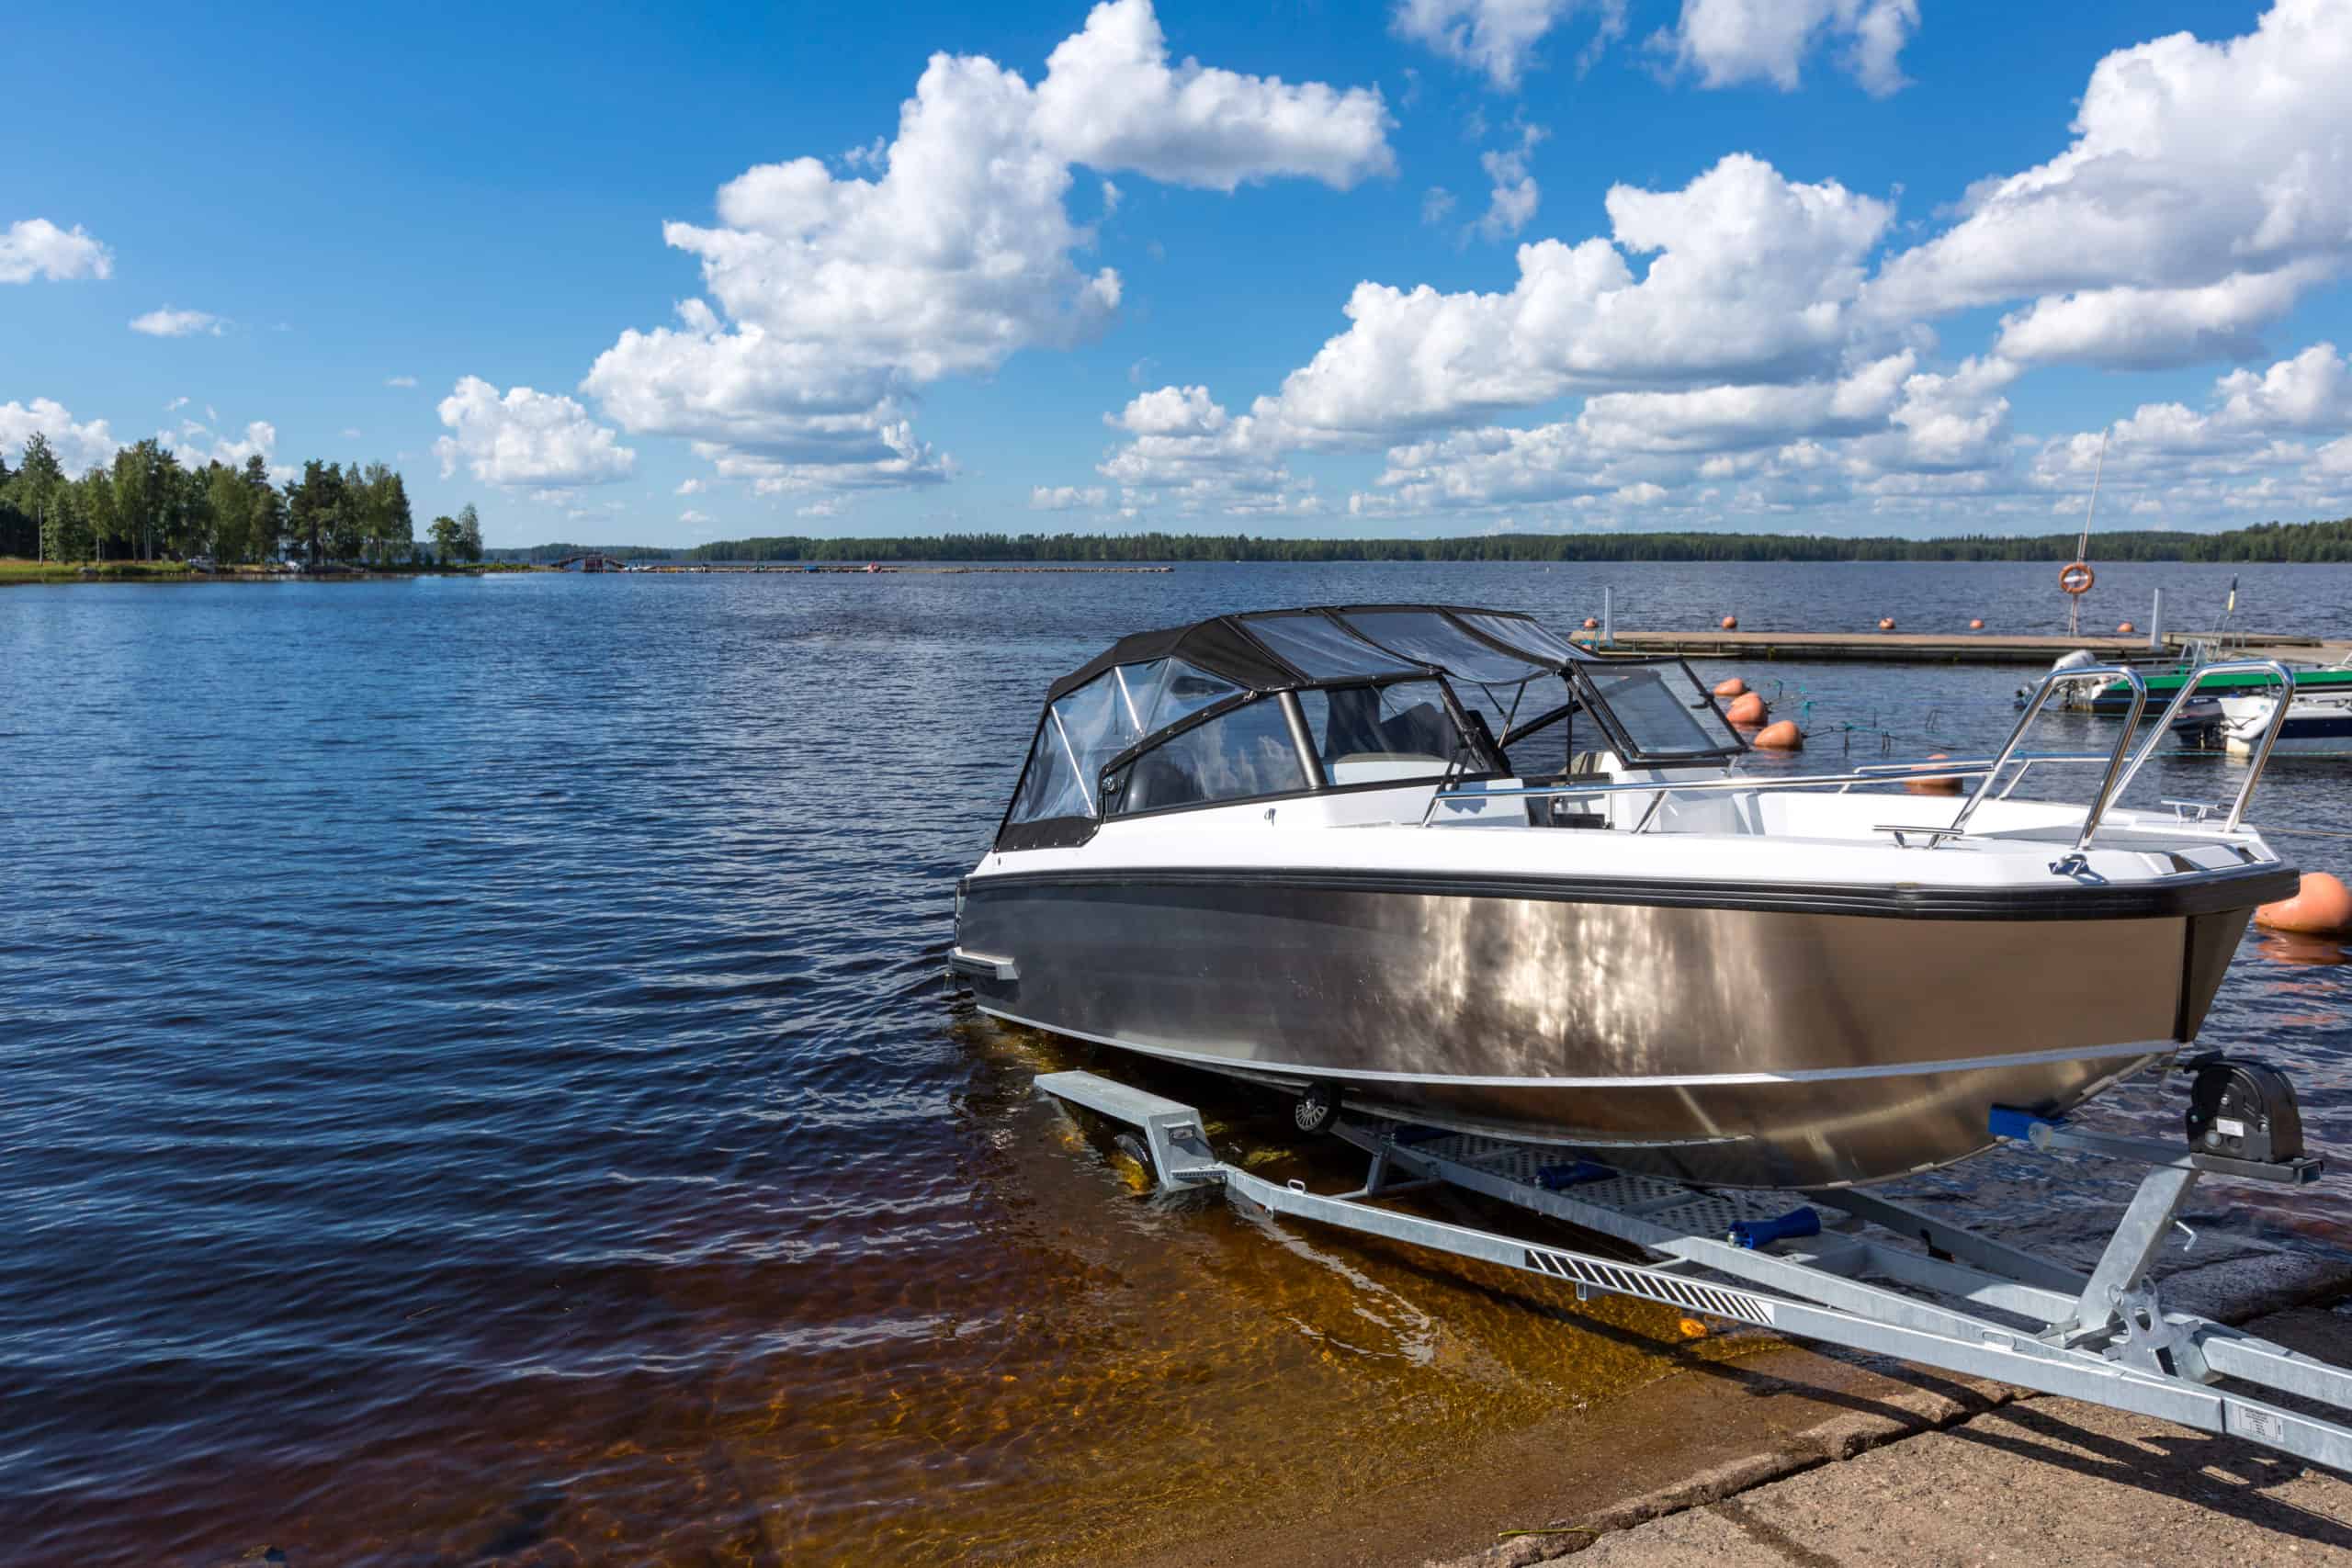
6 0 2348 547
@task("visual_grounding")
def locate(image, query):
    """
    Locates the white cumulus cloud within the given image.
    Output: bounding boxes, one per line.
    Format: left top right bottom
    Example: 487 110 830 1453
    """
1032 0 1394 191
0 398 118 471
1660 0 1918 96
130 307 225 338
1869 0 2352 368
1392 0 1626 89
1107 383 1229 436
435 376 637 489
0 219 113 284
1097 386 1321 515
1991 265 2332 370
1030 484 1111 510
1476 122 1547 241
582 0 1390 497
2027 343 2352 520
1260 153 1893 441
162 419 279 469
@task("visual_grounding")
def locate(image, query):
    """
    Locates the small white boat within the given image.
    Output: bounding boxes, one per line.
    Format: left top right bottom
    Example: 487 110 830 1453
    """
2218 689 2352 757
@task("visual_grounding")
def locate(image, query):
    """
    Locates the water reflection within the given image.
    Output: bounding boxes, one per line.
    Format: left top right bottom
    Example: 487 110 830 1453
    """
2255 930 2350 968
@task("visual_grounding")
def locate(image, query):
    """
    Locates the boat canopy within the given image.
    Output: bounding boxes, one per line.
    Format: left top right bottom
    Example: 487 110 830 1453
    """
999 604 1738 851
1045 604 1586 703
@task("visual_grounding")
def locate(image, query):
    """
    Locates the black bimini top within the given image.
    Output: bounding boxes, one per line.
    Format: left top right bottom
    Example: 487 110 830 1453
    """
1045 604 1590 703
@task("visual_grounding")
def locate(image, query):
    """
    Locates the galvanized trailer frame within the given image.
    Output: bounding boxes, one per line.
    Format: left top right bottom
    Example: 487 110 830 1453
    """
1035 1067 2352 1472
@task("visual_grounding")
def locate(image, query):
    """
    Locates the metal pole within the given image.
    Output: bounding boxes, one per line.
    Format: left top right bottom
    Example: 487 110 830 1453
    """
1602 586 1614 650
2149 587 2163 651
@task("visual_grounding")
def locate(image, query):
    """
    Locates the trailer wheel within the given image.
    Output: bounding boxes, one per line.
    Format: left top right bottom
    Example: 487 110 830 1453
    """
1293 1081 1341 1136
1111 1131 1156 1190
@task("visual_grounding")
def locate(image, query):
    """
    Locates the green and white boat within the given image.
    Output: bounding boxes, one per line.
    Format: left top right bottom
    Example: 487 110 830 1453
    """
2064 643 2352 716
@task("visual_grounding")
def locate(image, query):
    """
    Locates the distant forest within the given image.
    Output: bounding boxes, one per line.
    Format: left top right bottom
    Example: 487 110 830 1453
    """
1 434 485 566
492 517 2352 566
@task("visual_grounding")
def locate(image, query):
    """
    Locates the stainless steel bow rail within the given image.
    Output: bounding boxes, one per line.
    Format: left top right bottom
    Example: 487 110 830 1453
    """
1035 1059 2352 1473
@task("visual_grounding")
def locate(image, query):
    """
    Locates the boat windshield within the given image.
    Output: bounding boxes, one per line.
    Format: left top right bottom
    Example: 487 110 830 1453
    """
1577 661 1743 761
1005 658 1244 829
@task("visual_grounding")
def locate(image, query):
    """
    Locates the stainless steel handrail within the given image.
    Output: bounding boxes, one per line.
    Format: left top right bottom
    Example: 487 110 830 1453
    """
1436 764 1997 803
1949 663 2146 849
2105 658 2296 832
2071 667 2152 851
1430 750 2136 812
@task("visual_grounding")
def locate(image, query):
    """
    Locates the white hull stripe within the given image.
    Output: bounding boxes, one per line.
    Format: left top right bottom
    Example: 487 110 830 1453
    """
976 1006 2174 1089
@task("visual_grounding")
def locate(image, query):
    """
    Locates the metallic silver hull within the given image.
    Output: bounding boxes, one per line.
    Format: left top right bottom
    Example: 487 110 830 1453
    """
957 876 2252 1188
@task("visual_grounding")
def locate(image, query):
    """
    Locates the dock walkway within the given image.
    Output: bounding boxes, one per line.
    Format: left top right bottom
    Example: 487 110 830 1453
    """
1577 628 2343 666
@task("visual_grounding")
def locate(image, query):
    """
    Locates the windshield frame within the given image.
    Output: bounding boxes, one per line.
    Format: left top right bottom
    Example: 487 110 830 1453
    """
1568 658 1747 765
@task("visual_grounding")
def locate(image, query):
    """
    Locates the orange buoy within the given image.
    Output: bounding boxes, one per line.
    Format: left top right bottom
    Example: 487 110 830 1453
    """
1582 616 1599 629
1877 616 1896 631
1724 692 1769 726
2060 561 2095 595
2256 873 2352 938
1713 676 1747 698
1905 753 1962 795
1969 618 1985 630
1720 615 1738 630
1751 719 1803 750
2117 621 2135 635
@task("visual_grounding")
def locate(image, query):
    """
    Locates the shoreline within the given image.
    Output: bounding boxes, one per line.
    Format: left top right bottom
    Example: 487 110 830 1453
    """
1122 1247 2352 1567
0 559 1177 582
0 560 535 585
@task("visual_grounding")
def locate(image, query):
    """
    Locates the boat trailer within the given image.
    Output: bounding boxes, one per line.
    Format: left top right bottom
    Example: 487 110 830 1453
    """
1035 1058 2352 1472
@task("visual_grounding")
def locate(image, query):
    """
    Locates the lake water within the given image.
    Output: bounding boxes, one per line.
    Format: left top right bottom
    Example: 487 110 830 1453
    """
5 561 2349 1565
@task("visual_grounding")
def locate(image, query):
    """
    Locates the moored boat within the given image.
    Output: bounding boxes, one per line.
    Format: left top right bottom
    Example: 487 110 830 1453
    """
2064 650 2352 716
2218 689 2352 757
955 605 2299 1188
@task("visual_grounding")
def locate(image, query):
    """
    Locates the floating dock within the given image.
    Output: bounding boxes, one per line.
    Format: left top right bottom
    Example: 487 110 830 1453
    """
1576 628 2341 666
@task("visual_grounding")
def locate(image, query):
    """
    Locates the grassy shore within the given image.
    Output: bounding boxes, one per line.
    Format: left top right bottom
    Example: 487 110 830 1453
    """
0 558 539 583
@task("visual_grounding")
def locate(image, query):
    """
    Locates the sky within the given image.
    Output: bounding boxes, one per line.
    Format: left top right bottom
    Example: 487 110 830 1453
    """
5 0 2350 548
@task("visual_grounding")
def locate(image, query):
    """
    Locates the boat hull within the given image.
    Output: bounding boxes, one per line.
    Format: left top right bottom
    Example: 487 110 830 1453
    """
2221 696 2352 757
957 871 2260 1188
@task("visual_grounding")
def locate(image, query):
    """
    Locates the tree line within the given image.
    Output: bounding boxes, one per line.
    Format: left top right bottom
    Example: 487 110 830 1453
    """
633 517 2352 565
0 434 488 567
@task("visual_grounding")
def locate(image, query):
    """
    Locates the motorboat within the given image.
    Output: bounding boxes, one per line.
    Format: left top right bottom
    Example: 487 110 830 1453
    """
2216 688 2352 758
2053 641 2352 717
953 604 2299 1189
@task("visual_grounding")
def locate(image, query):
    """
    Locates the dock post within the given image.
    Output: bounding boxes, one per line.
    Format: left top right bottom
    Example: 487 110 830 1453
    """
1602 586 1614 650
2149 588 2164 651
